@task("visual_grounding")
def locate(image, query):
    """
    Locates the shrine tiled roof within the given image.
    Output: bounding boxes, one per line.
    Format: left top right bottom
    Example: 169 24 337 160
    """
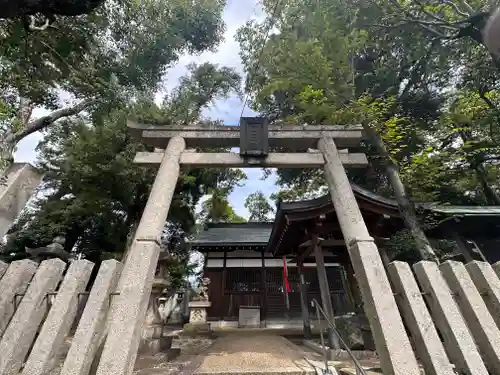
351 184 500 216
267 183 500 256
189 185 500 253
276 183 500 217
189 222 273 250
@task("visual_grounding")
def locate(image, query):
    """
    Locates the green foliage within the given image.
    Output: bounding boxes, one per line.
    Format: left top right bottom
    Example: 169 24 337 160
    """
1 62 244 292
0 0 227 105
238 0 500 203
237 0 500 261
0 0 227 179
244 190 274 222
385 229 457 264
198 188 246 224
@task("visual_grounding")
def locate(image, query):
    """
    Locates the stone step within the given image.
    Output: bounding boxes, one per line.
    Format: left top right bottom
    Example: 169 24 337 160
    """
194 372 316 375
337 365 427 375
134 366 182 375
338 367 384 375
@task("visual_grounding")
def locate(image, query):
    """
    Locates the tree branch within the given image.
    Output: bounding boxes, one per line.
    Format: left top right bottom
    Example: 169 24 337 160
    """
400 17 460 29
481 155 500 163
436 0 470 17
456 0 475 14
8 98 98 144
414 0 452 25
386 0 453 38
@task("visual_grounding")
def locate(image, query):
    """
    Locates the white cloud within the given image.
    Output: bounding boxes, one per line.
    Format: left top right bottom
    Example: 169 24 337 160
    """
14 0 276 220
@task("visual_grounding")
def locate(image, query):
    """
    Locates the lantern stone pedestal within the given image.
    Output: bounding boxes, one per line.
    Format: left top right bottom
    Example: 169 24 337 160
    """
138 277 172 354
26 236 70 264
184 301 211 335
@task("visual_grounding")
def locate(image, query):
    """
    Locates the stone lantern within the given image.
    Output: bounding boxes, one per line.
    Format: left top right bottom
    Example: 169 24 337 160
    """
25 236 70 264
25 236 70 306
139 247 173 354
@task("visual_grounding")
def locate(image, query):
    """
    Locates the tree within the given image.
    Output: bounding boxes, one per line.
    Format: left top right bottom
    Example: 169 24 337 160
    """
0 0 105 18
241 0 500 262
0 0 226 181
162 62 242 124
1 63 245 269
236 0 441 261
365 0 494 50
244 190 274 222
0 0 106 31
198 191 247 224
358 0 500 205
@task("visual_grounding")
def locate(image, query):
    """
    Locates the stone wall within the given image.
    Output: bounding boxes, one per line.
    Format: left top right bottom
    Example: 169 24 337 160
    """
0 257 186 375
386 260 500 375
0 258 121 375
4 257 500 375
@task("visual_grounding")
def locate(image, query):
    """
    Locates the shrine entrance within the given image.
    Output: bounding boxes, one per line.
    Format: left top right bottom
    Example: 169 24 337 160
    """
265 265 351 319
93 117 422 375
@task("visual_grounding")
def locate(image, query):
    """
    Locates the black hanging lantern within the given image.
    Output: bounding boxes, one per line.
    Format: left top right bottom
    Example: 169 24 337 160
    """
239 117 269 157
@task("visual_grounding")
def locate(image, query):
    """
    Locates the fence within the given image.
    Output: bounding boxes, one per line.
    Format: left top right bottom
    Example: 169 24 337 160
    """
0 258 122 375
4 257 500 375
386 260 500 375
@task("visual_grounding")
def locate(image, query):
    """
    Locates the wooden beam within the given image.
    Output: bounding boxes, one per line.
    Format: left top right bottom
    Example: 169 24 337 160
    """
127 120 364 149
295 246 315 265
261 250 268 325
297 262 312 339
295 235 323 267
314 239 340 349
221 251 227 321
134 152 368 168
299 238 345 248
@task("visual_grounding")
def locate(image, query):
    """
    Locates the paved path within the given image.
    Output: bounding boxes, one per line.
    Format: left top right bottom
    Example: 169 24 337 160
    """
183 333 316 375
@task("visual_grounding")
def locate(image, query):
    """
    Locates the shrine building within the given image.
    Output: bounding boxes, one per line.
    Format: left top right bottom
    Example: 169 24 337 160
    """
190 183 500 327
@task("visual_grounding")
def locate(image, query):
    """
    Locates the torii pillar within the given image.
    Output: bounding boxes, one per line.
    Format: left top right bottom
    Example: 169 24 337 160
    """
319 137 420 375
95 136 186 375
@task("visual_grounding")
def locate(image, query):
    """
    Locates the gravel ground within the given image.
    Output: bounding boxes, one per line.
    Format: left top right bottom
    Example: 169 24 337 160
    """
134 336 215 375
188 333 316 374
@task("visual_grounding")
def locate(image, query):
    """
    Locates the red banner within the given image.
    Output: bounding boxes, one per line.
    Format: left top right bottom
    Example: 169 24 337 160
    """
283 256 291 293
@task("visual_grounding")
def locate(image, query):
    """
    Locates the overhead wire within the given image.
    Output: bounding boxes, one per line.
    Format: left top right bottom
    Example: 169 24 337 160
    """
238 0 283 125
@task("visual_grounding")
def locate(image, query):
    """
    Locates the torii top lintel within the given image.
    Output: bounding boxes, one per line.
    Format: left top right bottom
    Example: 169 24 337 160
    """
126 120 364 150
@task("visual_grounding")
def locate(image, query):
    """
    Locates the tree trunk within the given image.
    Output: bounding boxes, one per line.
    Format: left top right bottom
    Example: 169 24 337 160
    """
365 126 438 262
475 163 500 205
458 131 500 205
0 140 15 185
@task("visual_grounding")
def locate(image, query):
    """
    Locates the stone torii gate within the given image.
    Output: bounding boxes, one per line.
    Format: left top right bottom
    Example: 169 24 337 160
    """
94 119 421 375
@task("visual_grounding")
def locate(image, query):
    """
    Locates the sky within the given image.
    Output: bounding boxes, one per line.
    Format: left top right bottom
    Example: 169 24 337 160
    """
13 0 278 220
